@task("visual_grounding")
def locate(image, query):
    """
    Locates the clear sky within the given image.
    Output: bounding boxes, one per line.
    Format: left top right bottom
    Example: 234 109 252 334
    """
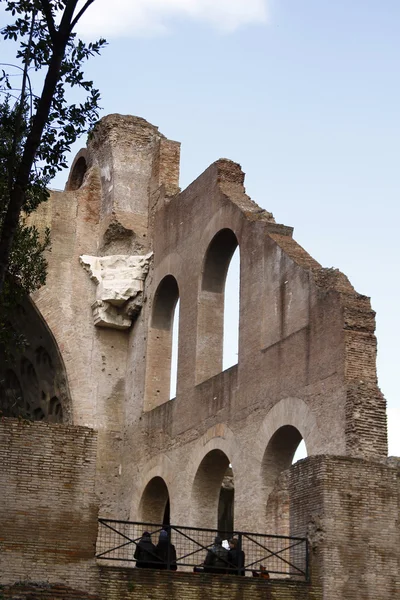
1 1 399 454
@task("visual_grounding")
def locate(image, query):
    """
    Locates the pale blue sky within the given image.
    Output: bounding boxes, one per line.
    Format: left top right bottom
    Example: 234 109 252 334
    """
1 1 399 453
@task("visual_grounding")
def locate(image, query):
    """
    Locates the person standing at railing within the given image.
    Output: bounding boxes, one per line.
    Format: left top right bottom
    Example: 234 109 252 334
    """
156 529 177 571
134 531 160 568
203 536 229 574
227 538 245 576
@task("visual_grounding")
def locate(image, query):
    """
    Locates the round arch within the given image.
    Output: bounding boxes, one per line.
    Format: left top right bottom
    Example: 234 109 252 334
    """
256 397 324 461
256 398 323 537
65 149 88 191
261 424 305 538
144 274 180 411
188 426 238 531
201 228 239 293
138 476 171 526
191 448 232 531
196 228 240 384
197 208 243 260
0 294 72 423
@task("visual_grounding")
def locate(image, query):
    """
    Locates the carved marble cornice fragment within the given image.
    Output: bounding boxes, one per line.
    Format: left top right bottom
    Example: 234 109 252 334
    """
80 253 152 329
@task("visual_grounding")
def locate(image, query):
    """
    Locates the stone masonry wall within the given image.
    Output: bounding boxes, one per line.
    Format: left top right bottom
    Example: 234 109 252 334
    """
289 455 400 600
9 115 395 600
98 567 319 600
121 155 388 535
0 419 99 592
0 569 320 600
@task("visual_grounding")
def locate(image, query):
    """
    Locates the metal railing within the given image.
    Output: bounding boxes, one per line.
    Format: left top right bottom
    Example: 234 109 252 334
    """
96 519 309 581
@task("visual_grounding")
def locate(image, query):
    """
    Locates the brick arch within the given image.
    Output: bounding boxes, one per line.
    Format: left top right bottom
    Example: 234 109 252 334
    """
256 398 325 536
196 227 240 384
138 477 170 525
256 397 325 462
196 207 244 258
132 456 175 522
144 274 180 411
0 295 72 423
188 426 238 529
65 149 88 191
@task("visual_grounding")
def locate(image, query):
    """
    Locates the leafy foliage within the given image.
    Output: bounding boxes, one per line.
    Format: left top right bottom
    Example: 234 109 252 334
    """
0 0 105 370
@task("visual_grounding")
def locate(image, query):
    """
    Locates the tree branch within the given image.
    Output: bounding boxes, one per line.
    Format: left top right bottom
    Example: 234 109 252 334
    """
8 8 36 195
0 40 68 294
59 0 79 39
70 0 97 32
38 0 57 45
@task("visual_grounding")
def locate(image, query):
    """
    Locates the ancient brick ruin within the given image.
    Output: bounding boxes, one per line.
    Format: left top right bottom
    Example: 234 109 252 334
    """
0 114 398 599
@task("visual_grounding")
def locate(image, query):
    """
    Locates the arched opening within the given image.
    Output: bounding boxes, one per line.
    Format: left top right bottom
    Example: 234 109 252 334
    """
144 275 180 411
223 247 240 370
292 439 307 464
191 449 234 536
170 299 180 399
0 296 71 423
139 477 170 525
196 229 239 384
218 464 234 539
67 156 87 190
261 425 307 537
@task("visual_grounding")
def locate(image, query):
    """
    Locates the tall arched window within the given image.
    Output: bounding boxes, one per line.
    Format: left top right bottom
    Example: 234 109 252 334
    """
170 299 180 399
144 275 180 411
223 247 240 370
196 229 239 384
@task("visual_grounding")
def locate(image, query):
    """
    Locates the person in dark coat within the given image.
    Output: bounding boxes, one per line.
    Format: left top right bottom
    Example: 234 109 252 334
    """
156 529 178 570
134 531 160 568
203 536 229 574
227 538 245 575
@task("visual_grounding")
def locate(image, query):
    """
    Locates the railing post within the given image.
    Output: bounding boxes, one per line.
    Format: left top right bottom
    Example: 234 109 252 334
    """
167 526 171 571
238 531 243 576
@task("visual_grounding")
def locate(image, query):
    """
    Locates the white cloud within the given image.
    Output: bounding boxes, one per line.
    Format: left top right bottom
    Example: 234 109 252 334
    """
74 0 268 39
387 407 400 457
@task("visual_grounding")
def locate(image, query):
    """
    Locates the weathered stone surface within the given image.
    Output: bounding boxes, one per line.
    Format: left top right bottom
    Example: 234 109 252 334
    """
0 114 397 600
80 252 152 328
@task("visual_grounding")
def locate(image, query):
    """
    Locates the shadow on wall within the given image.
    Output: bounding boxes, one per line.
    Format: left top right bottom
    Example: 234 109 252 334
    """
0 296 71 423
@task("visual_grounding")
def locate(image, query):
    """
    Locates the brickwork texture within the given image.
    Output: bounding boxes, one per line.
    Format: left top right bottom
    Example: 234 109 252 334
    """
0 115 398 600
290 455 400 600
0 419 99 592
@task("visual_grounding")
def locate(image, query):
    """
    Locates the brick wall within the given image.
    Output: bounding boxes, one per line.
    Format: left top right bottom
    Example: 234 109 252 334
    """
289 455 400 600
0 419 99 592
0 569 319 600
99 567 320 600
1 583 98 600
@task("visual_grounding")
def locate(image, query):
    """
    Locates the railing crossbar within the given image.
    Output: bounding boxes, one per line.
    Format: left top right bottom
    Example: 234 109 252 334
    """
171 527 214 562
98 519 306 541
242 534 306 575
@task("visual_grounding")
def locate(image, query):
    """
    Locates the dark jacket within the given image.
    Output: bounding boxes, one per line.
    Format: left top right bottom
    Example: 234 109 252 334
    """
227 548 245 575
156 539 177 570
134 536 160 568
204 544 229 574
